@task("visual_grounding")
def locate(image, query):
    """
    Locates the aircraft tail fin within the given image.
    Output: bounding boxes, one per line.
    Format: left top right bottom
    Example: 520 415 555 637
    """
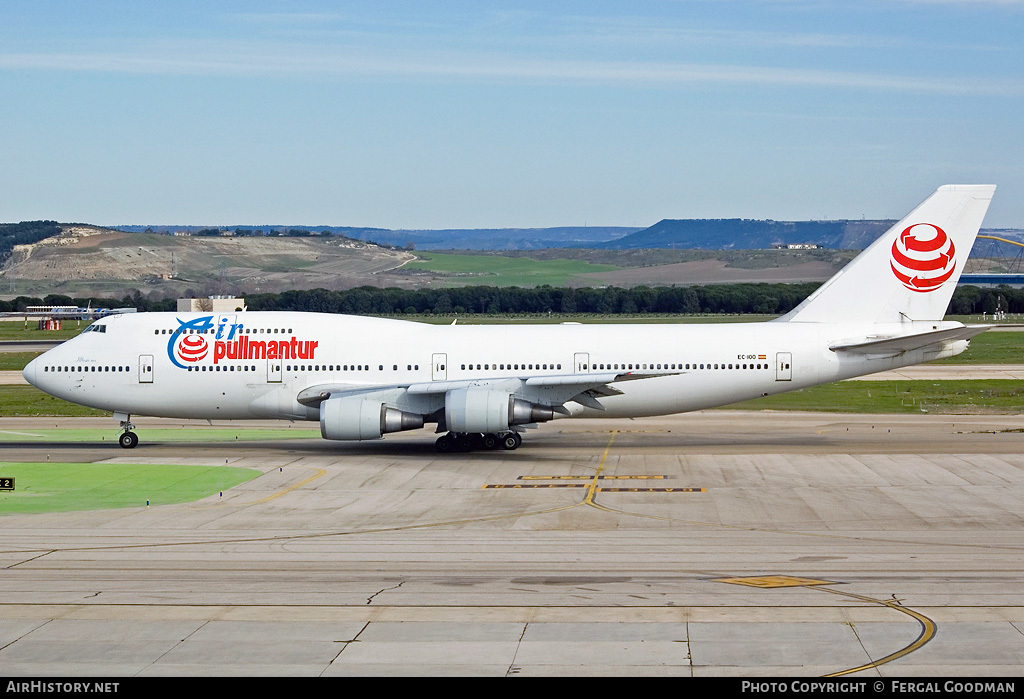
777 185 996 324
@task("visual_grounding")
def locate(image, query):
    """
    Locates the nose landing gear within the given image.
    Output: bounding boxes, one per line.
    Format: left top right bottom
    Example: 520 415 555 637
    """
116 414 138 449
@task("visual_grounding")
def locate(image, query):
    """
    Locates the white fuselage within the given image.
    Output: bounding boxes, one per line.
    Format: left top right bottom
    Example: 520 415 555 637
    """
23 311 966 424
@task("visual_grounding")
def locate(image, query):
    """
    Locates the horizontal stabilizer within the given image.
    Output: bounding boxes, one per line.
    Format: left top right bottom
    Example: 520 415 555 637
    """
829 325 992 354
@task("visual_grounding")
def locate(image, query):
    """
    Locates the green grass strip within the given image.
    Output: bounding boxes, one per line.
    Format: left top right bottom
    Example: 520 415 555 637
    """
723 379 1024 414
0 462 262 514
0 327 82 342
931 331 1024 364
0 386 110 417
0 352 42 371
0 427 321 443
405 252 618 287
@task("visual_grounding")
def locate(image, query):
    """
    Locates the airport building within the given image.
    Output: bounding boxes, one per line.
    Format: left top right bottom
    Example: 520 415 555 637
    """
176 296 247 313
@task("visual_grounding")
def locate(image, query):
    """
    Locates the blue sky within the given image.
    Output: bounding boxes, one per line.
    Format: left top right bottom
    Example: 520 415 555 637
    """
1 1 1021 228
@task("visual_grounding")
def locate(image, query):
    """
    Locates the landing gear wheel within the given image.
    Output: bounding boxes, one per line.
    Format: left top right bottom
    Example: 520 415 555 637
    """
482 433 499 450
118 431 139 449
500 432 522 450
435 434 453 453
454 433 475 452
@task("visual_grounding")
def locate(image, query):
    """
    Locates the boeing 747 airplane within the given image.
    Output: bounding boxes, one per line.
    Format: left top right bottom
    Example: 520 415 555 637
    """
23 185 996 451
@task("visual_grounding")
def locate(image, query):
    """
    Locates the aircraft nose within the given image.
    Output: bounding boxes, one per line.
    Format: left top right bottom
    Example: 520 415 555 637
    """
22 356 40 388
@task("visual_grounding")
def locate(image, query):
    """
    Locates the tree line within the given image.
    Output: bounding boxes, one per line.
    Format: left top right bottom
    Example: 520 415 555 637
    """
2 284 1021 317
0 221 62 262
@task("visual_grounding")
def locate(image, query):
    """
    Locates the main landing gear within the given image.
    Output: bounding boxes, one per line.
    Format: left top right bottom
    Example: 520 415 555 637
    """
435 431 522 453
117 415 138 449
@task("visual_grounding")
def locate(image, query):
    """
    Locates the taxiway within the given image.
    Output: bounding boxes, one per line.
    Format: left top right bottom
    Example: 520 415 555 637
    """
1 411 1023 676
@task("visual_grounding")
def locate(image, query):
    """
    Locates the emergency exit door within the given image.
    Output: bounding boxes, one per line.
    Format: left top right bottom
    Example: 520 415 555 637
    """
432 353 447 381
776 352 792 381
574 352 590 373
139 354 154 383
267 359 282 383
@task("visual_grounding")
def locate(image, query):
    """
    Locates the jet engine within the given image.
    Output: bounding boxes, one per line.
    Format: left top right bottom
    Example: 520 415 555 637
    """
444 387 555 434
319 396 424 441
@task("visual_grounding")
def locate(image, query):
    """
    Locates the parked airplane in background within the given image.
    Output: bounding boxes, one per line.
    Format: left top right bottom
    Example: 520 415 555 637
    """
0 303 136 322
23 185 996 452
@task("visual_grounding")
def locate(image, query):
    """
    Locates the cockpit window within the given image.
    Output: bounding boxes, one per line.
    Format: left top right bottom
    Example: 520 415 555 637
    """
82 324 107 333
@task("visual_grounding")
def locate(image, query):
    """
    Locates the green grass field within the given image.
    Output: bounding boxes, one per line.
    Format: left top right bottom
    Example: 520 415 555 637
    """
0 352 41 370
0 462 263 514
405 313 773 325
0 426 321 442
0 324 84 342
405 252 619 287
933 331 1024 364
0 386 110 417
725 379 1024 414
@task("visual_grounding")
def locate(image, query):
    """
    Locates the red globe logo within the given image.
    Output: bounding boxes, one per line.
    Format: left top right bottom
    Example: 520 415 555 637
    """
890 223 956 293
176 334 208 363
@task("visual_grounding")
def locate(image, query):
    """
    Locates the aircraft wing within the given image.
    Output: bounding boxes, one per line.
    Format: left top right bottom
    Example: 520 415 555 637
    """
295 369 681 411
828 325 993 354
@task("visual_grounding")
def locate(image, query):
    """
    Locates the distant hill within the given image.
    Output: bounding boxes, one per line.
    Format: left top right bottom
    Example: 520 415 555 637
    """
0 221 63 261
108 221 1024 251
1 226 419 298
115 225 641 251
359 226 642 250
592 219 897 250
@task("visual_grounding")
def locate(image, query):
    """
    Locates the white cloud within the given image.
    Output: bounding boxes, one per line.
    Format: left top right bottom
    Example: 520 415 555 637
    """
1 40 1021 97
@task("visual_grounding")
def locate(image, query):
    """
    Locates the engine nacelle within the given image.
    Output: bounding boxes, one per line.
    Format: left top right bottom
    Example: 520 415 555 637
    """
320 397 424 441
445 387 555 433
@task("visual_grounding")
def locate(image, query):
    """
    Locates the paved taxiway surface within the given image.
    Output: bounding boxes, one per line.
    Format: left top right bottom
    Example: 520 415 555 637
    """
1 411 1024 677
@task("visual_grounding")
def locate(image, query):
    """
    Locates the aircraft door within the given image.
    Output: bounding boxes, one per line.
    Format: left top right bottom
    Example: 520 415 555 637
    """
267 359 282 383
776 352 792 381
139 354 154 383
432 353 447 381
574 352 590 373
